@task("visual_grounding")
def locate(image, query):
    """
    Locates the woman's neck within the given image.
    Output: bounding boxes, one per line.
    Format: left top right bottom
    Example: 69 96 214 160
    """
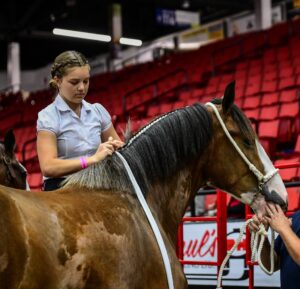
61 95 82 117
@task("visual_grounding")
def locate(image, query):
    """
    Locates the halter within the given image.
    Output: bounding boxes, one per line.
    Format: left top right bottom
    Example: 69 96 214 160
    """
205 102 279 192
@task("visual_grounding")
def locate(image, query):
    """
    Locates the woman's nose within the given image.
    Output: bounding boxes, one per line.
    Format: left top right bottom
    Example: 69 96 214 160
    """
78 82 85 90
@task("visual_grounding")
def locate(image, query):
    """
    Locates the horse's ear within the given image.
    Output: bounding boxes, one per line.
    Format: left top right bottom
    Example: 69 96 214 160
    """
222 81 235 114
4 129 16 157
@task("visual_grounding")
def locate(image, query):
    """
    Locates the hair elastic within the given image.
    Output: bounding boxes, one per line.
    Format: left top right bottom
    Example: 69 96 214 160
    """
80 157 88 169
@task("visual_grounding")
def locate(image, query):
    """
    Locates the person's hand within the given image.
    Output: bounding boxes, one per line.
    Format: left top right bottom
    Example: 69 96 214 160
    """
248 214 269 233
264 203 292 234
92 140 116 162
107 136 124 149
248 214 263 233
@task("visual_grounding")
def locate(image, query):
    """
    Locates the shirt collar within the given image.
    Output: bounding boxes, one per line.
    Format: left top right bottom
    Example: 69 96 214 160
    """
54 94 92 112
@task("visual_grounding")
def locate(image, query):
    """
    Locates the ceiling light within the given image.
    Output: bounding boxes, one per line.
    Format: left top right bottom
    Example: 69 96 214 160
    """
53 28 111 42
182 0 190 9
120 37 142 47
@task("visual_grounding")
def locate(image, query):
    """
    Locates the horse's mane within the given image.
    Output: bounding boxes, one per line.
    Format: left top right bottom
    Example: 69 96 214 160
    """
64 103 211 193
64 100 254 194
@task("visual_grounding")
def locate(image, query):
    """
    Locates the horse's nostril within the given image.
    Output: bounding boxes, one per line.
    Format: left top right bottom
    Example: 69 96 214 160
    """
261 185 287 207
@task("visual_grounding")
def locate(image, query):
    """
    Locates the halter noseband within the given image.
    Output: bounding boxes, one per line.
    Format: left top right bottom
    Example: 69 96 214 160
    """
206 102 279 191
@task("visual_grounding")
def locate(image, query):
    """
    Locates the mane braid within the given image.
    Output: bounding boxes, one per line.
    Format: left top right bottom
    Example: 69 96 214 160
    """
64 103 213 194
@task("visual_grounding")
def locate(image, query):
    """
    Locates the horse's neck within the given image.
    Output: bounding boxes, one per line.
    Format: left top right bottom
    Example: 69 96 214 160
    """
146 166 206 245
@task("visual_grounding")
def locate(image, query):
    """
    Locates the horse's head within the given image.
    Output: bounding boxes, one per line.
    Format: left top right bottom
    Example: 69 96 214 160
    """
0 130 27 189
205 82 287 218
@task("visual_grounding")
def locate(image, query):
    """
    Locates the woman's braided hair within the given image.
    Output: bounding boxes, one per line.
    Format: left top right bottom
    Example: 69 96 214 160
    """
49 50 89 91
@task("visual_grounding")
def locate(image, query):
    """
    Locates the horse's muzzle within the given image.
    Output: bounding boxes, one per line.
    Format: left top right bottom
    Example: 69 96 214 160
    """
261 185 288 211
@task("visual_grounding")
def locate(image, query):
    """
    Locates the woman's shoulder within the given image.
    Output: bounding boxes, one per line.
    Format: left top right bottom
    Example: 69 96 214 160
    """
37 102 60 122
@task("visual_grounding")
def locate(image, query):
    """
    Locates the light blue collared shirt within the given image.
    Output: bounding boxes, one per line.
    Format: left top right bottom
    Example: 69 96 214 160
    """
37 94 112 161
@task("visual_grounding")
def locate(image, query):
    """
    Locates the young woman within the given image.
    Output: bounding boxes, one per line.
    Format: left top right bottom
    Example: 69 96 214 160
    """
37 50 124 191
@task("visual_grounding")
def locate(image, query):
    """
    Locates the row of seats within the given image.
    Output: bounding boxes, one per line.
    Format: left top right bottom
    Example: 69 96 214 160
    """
0 19 299 199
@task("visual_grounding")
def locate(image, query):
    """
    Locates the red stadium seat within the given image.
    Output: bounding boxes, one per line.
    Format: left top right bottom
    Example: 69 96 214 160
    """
259 104 280 121
261 80 277 93
244 108 260 121
280 89 298 103
242 95 260 110
279 102 299 118
278 77 296 90
261 92 280 106
287 187 300 212
258 120 280 138
275 158 300 182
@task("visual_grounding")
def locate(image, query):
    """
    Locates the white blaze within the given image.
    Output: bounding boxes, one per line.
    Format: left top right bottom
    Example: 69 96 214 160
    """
256 140 288 205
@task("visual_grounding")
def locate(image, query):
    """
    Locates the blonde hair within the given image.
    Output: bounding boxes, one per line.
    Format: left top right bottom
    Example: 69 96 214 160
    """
49 50 89 91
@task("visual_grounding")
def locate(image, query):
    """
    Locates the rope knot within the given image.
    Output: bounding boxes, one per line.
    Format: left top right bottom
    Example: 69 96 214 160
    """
257 224 268 236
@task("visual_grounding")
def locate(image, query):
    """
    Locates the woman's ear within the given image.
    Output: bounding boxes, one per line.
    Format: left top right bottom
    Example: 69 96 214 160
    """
54 76 62 89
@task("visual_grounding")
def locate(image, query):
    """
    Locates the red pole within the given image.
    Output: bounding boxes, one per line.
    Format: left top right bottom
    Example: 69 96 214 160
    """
216 190 227 287
245 205 254 289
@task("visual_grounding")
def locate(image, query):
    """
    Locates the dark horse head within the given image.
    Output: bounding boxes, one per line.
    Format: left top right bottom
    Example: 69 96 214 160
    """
0 130 27 189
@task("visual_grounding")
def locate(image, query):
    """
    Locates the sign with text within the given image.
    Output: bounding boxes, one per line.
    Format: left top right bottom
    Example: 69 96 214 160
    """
183 221 280 287
156 8 200 28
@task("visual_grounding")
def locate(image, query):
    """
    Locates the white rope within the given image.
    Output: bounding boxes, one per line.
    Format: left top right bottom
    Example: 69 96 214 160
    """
205 102 278 190
216 219 275 289
115 152 174 289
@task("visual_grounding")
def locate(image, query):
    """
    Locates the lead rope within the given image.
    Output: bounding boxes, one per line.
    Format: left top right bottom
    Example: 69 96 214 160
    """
115 152 174 289
216 219 275 289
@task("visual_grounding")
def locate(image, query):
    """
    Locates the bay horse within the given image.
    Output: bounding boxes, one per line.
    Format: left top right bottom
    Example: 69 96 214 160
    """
0 82 287 289
0 130 27 189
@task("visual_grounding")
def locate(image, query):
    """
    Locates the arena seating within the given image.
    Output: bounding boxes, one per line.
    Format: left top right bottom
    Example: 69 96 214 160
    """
1 18 300 195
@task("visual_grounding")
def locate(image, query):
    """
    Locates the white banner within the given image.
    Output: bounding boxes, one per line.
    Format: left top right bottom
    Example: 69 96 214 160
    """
183 221 280 287
228 5 283 37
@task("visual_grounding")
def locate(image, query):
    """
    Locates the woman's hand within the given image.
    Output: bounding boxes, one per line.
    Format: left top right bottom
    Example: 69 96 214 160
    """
107 136 124 149
265 203 292 234
90 137 124 164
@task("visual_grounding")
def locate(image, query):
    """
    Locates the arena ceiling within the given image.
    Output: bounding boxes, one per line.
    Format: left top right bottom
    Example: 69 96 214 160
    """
0 0 291 70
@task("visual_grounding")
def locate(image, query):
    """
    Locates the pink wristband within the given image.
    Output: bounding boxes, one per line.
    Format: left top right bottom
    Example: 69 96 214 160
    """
80 157 88 169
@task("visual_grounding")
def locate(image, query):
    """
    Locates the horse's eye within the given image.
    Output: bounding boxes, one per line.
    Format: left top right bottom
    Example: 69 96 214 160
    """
243 139 253 148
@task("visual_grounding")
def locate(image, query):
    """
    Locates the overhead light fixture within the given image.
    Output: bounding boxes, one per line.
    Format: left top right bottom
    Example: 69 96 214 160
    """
182 0 190 9
120 37 142 47
53 28 111 42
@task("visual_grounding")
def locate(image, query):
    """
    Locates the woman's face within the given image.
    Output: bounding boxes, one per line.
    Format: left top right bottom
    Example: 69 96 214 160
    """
57 65 90 106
